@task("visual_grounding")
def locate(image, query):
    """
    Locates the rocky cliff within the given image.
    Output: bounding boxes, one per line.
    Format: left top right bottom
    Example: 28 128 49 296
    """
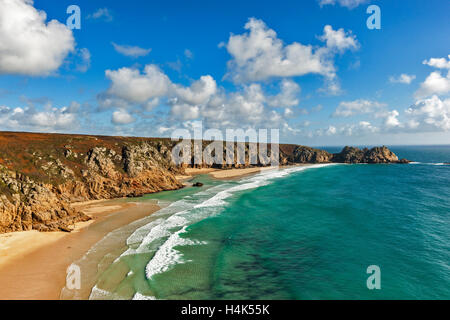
285 145 410 164
332 146 400 163
0 132 407 233
0 133 183 233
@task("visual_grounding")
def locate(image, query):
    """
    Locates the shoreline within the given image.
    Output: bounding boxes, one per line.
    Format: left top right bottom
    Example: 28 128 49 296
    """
0 199 161 300
179 165 292 180
209 166 281 179
0 166 292 300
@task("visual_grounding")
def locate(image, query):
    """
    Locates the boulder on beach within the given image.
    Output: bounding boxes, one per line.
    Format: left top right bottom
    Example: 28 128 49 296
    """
193 182 204 187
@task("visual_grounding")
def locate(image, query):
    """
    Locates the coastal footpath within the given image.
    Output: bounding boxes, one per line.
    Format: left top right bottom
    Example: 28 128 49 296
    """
0 132 408 233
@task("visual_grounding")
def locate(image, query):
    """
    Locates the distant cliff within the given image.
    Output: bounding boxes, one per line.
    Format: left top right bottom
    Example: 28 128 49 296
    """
0 132 407 233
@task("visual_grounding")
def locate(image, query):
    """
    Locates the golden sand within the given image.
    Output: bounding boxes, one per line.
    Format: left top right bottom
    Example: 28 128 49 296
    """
0 199 160 300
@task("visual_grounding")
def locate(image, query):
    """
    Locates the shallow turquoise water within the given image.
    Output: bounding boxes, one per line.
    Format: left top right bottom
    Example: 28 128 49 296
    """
89 146 450 300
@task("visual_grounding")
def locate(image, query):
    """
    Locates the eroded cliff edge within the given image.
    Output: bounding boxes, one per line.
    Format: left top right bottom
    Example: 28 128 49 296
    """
0 132 408 233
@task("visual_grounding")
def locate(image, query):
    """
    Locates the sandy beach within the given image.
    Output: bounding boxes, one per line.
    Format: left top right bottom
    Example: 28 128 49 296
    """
0 199 160 300
209 166 279 179
175 167 219 182
178 166 281 180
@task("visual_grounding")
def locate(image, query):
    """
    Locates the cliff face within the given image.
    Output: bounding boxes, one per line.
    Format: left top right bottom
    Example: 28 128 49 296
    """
331 146 401 163
0 168 89 233
0 133 183 232
0 132 406 233
287 146 333 163
287 145 409 164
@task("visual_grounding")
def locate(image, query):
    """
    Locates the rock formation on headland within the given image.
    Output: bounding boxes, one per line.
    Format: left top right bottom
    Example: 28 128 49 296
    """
282 144 410 164
0 132 408 233
332 146 401 163
286 146 332 163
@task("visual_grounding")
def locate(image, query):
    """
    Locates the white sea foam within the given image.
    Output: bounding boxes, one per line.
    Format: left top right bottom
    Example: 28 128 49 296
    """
125 218 166 247
409 162 448 166
120 183 237 257
145 226 206 279
132 292 156 300
195 164 335 208
89 285 126 300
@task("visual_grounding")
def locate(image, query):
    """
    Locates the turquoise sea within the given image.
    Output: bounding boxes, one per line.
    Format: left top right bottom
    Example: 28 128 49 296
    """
80 146 450 300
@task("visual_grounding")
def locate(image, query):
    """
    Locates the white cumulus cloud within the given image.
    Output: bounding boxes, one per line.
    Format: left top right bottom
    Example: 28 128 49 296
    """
389 74 416 84
333 99 386 117
314 121 378 137
0 103 80 131
222 18 358 83
415 55 450 98
319 25 359 52
100 63 300 132
422 55 450 69
415 71 450 98
173 75 217 105
406 95 450 131
267 79 301 108
382 110 401 128
0 0 75 76
112 109 135 125
170 103 201 121
105 65 171 104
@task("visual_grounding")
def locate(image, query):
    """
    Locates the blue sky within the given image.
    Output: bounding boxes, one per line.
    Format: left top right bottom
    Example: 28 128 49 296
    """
0 0 449 145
